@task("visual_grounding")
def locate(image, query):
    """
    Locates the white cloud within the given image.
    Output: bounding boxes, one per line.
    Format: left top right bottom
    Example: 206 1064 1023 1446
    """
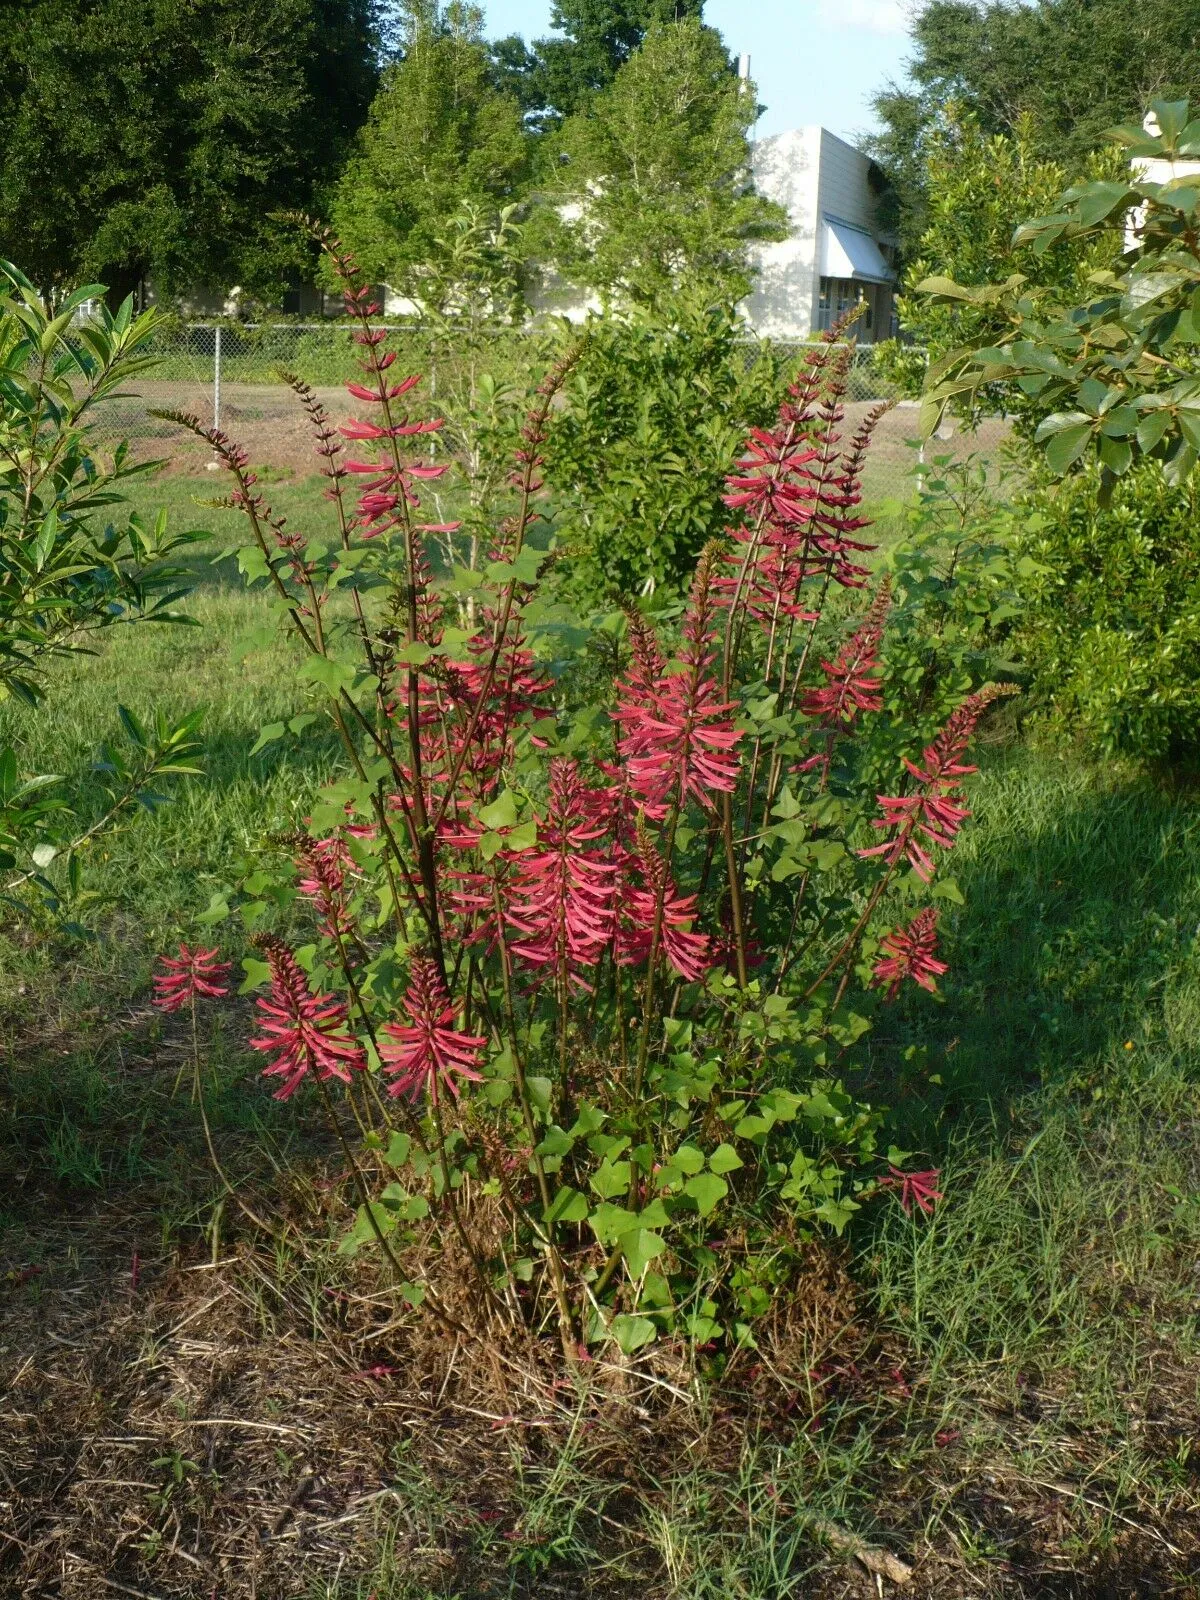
820 0 910 35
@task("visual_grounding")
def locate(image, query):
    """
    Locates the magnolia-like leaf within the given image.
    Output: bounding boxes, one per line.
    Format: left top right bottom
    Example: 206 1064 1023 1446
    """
1044 422 1094 474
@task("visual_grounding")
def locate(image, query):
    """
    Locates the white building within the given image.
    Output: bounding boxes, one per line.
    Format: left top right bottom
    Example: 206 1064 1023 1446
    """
522 124 897 342
743 126 897 342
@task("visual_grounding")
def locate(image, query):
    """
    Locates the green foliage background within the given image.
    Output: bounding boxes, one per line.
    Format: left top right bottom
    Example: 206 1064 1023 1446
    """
0 0 381 300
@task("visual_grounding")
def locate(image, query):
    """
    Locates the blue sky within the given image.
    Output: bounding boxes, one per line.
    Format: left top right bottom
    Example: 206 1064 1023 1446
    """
482 0 914 143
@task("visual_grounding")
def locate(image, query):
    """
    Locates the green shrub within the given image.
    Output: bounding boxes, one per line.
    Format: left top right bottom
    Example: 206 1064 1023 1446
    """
1014 462 1200 759
544 290 785 601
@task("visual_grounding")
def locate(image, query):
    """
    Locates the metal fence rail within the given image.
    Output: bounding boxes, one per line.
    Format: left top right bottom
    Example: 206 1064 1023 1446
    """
83 324 1000 507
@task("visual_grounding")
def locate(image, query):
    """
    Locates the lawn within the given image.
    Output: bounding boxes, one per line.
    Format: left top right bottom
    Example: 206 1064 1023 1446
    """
3 469 1200 1598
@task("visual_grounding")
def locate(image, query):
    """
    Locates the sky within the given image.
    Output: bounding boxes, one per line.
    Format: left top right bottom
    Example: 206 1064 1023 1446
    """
481 0 916 143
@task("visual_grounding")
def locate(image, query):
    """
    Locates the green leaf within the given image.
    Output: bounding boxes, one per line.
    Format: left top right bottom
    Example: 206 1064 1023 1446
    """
196 891 230 925
683 1172 728 1217
1044 422 1094 474
299 656 360 699
384 1132 412 1168
237 544 271 583
478 790 518 829
239 957 270 993
1137 409 1172 452
544 1186 589 1225
619 1227 666 1279
504 819 538 852
337 1201 397 1256
588 1202 638 1246
672 1144 706 1175
1098 434 1133 475
608 1313 657 1354
589 1159 632 1199
249 722 286 756
526 1075 553 1117
709 1143 744 1174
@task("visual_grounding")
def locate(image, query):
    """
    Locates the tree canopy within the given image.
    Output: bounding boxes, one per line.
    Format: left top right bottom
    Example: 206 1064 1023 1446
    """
0 0 381 298
331 1 528 293
534 17 784 308
877 108 1123 395
490 0 704 127
869 0 1200 250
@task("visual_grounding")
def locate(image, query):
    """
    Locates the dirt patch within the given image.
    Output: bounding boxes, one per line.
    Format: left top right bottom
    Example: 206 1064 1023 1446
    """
87 384 1012 504
90 382 362 479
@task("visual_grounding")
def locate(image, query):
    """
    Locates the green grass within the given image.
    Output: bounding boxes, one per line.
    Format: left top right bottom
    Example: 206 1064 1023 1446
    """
4 482 1200 1595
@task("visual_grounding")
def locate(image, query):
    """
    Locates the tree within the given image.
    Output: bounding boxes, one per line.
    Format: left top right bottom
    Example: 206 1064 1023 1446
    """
331 1 528 292
919 99 1200 757
489 0 704 128
875 108 1123 398
0 0 381 300
535 18 784 309
869 0 1200 251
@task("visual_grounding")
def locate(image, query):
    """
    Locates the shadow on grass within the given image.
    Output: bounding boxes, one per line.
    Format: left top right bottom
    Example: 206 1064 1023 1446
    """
870 742 1200 1146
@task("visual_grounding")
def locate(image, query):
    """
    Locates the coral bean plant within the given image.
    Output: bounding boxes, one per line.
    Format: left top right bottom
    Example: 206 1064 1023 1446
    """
165 238 1014 1358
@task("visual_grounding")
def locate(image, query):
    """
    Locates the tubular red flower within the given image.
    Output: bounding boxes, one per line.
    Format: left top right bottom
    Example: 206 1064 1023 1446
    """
871 907 948 1000
250 938 365 1100
379 957 486 1103
716 346 883 629
504 759 618 982
879 1165 943 1217
801 579 890 728
614 549 742 813
153 944 231 1012
860 684 1018 881
294 835 355 941
617 828 711 983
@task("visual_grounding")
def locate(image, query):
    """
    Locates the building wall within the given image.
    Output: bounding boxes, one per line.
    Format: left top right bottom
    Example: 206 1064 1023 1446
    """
744 126 895 340
740 127 823 339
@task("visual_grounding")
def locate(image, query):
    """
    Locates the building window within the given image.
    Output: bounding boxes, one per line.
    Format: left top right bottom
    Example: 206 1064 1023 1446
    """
816 278 876 335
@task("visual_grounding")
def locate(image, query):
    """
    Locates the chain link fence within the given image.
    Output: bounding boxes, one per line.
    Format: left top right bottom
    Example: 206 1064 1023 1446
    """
87 324 1010 506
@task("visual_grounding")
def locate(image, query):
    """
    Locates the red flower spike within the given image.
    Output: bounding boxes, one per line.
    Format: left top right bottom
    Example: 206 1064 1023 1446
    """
880 1166 943 1217
614 547 741 813
153 944 231 1012
618 827 712 983
504 759 619 982
250 937 366 1100
379 957 486 1104
294 835 355 942
871 907 947 1000
801 579 890 728
860 684 1019 881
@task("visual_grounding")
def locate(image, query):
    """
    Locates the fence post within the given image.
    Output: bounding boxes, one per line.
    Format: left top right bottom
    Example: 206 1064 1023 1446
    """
213 325 222 432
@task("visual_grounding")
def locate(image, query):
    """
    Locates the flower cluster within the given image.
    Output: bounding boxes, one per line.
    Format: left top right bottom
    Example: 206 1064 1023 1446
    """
379 957 486 1103
861 684 1019 881
152 944 231 1012
615 548 742 814
249 936 366 1100
871 907 947 1000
